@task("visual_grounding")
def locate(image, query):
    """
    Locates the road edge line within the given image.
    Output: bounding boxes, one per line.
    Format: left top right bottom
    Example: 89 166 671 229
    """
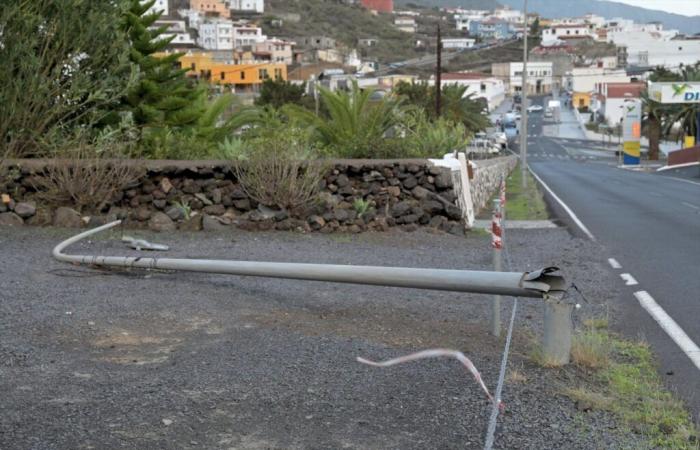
526 166 597 242
634 290 700 371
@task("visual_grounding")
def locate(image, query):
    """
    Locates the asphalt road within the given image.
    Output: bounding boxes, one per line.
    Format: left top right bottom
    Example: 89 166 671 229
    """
522 96 700 422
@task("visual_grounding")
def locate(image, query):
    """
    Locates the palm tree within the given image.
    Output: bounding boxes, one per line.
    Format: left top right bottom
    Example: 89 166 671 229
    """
640 89 667 161
287 81 405 158
660 63 700 144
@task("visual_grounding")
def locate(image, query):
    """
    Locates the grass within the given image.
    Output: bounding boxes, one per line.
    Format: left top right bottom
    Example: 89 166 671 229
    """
557 321 699 449
494 163 548 221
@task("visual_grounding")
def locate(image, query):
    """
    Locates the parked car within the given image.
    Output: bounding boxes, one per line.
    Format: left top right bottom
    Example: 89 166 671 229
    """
527 104 543 112
544 108 553 118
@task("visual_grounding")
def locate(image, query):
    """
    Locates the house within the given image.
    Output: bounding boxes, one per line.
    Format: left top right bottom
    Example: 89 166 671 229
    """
360 0 393 13
606 22 700 68
454 10 489 31
595 82 646 126
229 0 264 13
491 7 522 23
233 39 294 65
530 45 575 92
541 24 595 46
394 16 417 33
359 38 378 47
491 62 553 95
433 72 506 111
152 20 196 48
565 67 629 99
468 19 514 40
176 51 286 93
442 38 475 50
197 19 235 50
299 36 337 50
232 26 267 48
190 0 230 18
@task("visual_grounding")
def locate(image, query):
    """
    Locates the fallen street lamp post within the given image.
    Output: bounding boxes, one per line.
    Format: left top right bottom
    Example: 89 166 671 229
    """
52 221 574 365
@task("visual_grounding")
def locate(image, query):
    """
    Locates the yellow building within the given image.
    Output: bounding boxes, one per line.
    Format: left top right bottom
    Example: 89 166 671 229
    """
175 52 287 92
572 91 591 109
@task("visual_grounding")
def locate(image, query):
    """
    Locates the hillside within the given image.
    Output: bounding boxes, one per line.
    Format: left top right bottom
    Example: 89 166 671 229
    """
261 0 426 64
396 0 500 9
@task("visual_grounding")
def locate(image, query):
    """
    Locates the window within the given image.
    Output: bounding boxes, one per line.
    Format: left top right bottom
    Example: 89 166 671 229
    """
258 68 268 80
274 68 282 80
480 83 486 93
191 63 196 70
241 71 245 80
221 72 225 80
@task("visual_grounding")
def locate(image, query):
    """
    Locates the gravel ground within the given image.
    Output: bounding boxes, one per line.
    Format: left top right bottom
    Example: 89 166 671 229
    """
0 225 646 449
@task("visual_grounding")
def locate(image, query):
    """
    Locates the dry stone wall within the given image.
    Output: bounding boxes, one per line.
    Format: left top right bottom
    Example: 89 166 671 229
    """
0 157 515 234
469 156 518 213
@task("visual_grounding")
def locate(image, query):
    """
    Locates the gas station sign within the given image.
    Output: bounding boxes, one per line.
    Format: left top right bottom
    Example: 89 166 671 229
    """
648 82 700 104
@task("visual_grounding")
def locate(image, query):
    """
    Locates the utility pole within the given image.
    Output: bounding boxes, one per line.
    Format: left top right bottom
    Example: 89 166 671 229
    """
436 24 442 117
520 0 529 188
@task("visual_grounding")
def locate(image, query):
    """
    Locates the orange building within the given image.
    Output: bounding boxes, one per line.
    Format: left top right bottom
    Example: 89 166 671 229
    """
360 0 393 13
176 52 287 92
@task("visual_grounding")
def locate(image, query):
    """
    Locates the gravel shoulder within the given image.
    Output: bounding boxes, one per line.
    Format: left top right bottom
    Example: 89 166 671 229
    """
0 225 646 449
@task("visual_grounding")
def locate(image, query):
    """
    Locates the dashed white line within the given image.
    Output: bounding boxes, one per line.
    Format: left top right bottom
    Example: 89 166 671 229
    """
608 258 621 269
527 167 597 241
634 291 700 371
620 273 638 286
681 201 699 210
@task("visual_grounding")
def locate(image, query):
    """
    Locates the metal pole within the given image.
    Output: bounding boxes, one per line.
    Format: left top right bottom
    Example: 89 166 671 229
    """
53 221 568 301
491 199 503 337
520 0 529 188
543 300 574 365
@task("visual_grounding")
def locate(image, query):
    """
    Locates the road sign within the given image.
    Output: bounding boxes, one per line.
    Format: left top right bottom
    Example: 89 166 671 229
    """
622 98 642 165
648 82 700 104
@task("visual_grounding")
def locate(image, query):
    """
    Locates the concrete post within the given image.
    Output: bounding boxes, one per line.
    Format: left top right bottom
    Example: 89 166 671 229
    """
543 299 573 365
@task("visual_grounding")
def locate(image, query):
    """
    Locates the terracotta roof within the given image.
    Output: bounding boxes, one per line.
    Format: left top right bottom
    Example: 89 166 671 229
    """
606 83 645 99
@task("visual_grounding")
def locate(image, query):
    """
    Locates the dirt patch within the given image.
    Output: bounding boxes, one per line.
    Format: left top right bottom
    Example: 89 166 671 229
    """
246 304 508 352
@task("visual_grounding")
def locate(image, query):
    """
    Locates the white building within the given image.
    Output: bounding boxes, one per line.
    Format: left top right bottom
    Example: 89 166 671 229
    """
395 17 417 33
230 0 264 13
442 38 476 50
491 62 553 95
454 10 489 31
197 19 234 50
233 25 267 48
606 24 700 68
541 24 595 46
565 67 630 93
433 72 506 111
154 20 196 46
596 82 646 126
147 0 169 16
492 7 523 23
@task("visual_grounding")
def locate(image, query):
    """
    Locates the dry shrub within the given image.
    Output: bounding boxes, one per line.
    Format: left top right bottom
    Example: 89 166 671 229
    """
32 144 141 213
233 130 327 210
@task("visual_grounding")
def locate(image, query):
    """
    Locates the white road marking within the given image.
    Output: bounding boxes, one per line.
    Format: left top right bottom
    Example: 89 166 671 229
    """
608 258 621 269
634 290 700 371
527 167 597 241
666 177 700 188
681 201 699 210
620 273 638 286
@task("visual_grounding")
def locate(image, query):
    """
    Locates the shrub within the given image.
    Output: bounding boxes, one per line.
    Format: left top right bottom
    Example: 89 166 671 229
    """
232 127 327 210
30 129 142 213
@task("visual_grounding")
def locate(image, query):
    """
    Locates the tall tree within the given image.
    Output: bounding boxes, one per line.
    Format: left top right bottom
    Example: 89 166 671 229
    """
122 0 206 129
0 0 132 157
255 79 311 109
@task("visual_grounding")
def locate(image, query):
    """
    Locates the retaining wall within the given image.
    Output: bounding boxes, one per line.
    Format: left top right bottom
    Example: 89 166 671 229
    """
0 157 516 233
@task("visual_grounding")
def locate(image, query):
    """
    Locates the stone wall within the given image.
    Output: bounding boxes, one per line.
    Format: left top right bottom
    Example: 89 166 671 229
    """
0 158 514 233
469 156 518 213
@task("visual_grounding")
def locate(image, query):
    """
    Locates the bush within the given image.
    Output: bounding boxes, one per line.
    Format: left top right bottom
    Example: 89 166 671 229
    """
31 129 142 213
232 127 327 210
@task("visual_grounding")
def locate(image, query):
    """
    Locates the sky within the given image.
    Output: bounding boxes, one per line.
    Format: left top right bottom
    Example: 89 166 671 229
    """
604 0 700 16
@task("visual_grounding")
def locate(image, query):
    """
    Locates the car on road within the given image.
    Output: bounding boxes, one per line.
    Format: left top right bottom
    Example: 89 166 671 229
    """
544 108 553 118
527 104 543 112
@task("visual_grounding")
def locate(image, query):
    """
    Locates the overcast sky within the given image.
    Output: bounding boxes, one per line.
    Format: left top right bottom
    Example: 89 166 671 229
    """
604 0 700 16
